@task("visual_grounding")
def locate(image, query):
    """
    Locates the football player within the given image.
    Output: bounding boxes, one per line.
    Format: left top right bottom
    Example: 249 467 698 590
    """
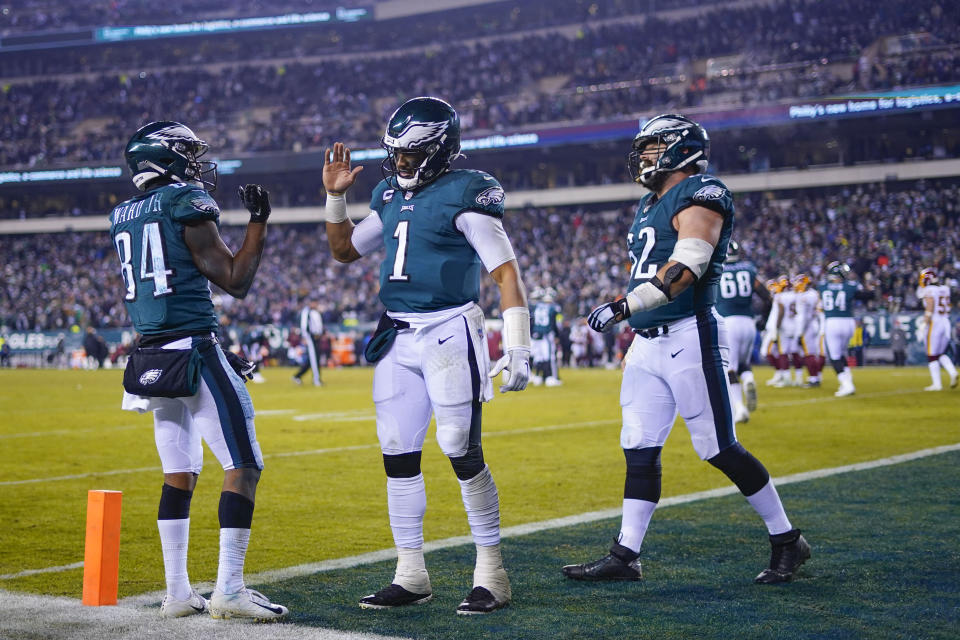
916 267 958 390
762 276 791 387
818 261 861 397
777 275 805 386
111 122 287 620
564 114 808 585
793 273 823 387
530 286 563 386
716 241 772 423
322 97 529 614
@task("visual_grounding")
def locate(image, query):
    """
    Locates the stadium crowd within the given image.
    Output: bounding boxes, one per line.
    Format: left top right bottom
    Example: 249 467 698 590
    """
1 0 957 169
2 180 957 334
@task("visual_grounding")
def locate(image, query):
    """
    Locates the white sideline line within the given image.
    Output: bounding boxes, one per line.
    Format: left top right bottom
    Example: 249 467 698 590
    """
0 562 84 580
0 425 140 440
115 441 960 606
0 419 619 486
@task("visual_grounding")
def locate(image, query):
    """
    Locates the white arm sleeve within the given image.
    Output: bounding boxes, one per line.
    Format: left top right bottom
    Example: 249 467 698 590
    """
455 211 516 272
350 212 384 256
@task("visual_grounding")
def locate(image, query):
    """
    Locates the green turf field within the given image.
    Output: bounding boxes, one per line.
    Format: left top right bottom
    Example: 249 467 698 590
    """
1 365 958 637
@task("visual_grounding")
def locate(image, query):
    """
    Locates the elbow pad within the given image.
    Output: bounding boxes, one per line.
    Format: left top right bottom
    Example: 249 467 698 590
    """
668 238 714 280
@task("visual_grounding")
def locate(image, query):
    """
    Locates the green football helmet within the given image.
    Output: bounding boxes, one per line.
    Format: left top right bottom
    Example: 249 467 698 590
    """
726 240 742 262
125 121 217 192
627 114 710 190
826 261 851 281
381 97 461 190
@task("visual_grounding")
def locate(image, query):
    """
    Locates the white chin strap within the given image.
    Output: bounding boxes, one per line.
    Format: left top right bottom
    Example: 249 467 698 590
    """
396 172 422 190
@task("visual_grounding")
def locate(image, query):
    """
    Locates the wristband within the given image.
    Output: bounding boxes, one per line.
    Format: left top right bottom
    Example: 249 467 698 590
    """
501 306 532 351
325 193 348 223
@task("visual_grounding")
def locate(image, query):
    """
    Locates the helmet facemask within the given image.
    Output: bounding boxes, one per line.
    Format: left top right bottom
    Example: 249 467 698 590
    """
381 144 442 191
175 139 218 192
627 114 710 192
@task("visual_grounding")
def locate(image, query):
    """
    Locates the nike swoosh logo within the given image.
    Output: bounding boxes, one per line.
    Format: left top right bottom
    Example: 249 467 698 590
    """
257 602 285 614
639 217 648 223
191 604 206 613
670 349 683 358
439 335 454 344
701 176 714 182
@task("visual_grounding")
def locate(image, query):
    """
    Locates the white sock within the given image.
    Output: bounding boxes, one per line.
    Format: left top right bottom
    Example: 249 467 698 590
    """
938 355 957 378
746 481 793 535
474 543 511 603
157 518 191 600
741 371 755 385
730 382 742 405
618 498 657 553
928 360 942 386
394 546 431 594
793 368 803 384
216 528 250 594
838 368 853 387
458 465 501 547
387 474 426 548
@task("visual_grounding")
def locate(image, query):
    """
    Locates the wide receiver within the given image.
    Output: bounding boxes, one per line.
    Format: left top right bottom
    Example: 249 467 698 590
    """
916 267 958 390
562 114 809 585
323 97 529 614
111 121 287 620
818 262 861 397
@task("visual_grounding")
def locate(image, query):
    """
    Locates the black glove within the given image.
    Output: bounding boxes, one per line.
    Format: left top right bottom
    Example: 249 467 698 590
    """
224 350 255 382
238 184 271 223
587 298 630 333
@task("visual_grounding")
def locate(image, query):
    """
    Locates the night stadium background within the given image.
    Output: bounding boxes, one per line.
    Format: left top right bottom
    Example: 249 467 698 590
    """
1 2 958 639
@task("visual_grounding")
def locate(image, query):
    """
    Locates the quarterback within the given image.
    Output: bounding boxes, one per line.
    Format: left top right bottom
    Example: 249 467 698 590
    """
563 114 809 585
916 267 958 390
111 122 286 620
323 97 529 614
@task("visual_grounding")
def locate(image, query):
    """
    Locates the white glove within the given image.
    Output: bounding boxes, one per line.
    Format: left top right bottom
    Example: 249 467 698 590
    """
489 347 530 393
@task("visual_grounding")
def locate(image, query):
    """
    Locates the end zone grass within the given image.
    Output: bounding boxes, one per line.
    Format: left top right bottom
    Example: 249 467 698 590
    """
1 365 957 604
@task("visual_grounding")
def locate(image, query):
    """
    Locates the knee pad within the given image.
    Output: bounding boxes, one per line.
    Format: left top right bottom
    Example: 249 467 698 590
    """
158 483 193 520
623 446 662 503
831 359 846 374
707 443 770 497
727 370 739 385
383 451 422 478
449 443 485 480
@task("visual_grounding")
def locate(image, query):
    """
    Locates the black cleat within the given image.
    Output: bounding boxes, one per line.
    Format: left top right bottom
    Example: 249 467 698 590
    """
562 541 642 581
358 583 432 609
456 586 508 615
755 529 811 584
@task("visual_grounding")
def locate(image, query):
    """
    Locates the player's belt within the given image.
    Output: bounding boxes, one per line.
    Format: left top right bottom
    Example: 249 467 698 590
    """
634 325 670 339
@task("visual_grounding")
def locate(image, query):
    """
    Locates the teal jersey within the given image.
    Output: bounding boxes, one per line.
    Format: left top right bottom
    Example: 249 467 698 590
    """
716 260 758 317
109 183 220 335
626 174 734 329
818 281 859 318
531 301 561 338
371 169 505 313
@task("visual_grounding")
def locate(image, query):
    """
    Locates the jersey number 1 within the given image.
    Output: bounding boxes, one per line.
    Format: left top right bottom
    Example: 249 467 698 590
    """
389 220 411 282
115 222 174 300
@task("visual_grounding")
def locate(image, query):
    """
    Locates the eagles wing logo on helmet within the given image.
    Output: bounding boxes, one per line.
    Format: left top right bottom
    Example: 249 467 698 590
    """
144 124 200 142
693 185 726 201
385 120 449 148
475 186 505 207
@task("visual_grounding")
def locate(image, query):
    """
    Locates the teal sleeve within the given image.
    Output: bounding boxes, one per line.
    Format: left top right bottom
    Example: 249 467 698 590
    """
369 180 394 217
460 172 505 219
680 176 734 218
170 187 220 223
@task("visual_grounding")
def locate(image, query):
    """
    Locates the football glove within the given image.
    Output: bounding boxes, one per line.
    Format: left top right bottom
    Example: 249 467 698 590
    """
225 350 256 382
489 347 530 393
587 299 630 333
238 184 271 223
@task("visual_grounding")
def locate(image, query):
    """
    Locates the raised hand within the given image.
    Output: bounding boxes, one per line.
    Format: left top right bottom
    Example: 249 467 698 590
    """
323 142 364 196
238 184 271 223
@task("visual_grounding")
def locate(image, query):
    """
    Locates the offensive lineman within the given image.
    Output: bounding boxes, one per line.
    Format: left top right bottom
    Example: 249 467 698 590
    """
563 114 809 585
916 267 958 390
819 261 862 397
323 97 529 614
716 241 771 423
111 122 287 620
